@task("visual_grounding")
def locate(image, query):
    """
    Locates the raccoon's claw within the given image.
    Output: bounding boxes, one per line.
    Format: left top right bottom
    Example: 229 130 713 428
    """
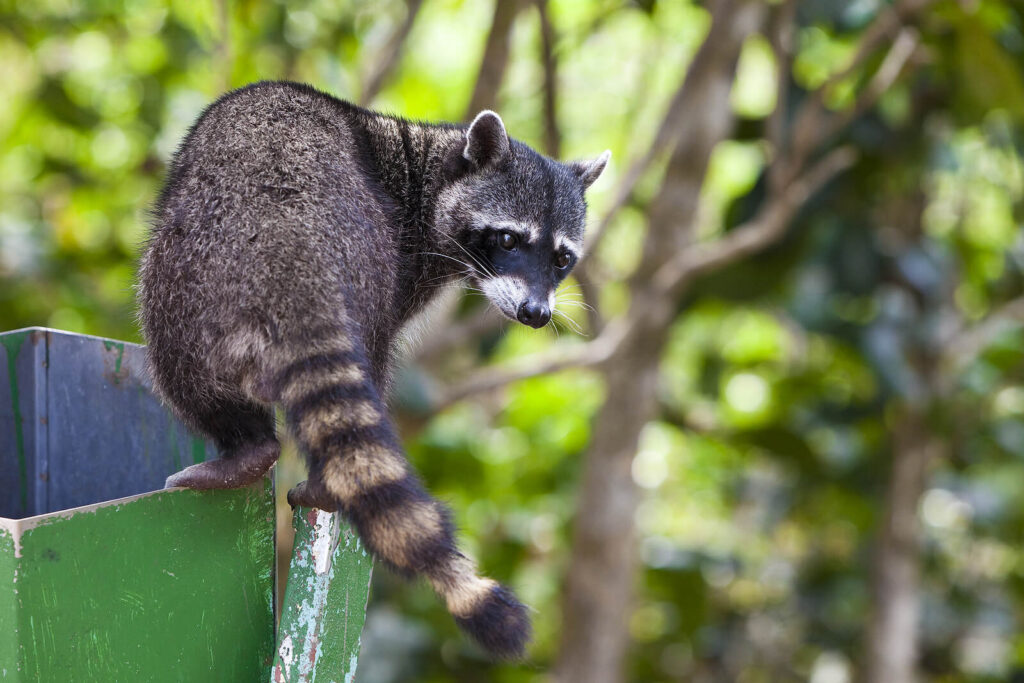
165 439 280 490
287 479 339 512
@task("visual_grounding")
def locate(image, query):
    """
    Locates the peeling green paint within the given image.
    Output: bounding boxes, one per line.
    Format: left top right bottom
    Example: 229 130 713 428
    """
1 482 275 681
271 509 372 682
101 340 124 379
1 332 28 512
0 526 18 678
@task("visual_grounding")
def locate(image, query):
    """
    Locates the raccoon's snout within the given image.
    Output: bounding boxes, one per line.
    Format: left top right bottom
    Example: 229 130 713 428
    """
517 300 550 328
479 275 551 328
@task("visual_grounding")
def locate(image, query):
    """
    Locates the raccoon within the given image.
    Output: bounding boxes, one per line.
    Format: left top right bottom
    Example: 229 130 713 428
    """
137 80 608 659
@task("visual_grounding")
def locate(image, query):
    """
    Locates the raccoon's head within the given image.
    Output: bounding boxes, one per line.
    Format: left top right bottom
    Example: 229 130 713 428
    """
435 111 609 329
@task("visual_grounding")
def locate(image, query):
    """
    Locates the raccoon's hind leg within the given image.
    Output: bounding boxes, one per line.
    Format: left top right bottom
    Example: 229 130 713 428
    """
272 326 531 659
286 477 338 511
162 389 280 490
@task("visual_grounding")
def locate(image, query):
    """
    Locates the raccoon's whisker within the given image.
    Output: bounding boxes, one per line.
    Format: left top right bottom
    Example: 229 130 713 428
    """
418 251 475 274
437 233 495 278
418 270 475 295
553 309 586 336
552 299 593 309
553 313 581 338
556 299 595 313
460 248 495 280
555 297 591 308
421 279 466 293
557 305 589 325
418 271 466 286
555 319 584 338
419 267 473 287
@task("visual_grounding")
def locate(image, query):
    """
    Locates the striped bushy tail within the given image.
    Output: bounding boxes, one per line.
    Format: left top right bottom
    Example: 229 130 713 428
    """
269 329 531 658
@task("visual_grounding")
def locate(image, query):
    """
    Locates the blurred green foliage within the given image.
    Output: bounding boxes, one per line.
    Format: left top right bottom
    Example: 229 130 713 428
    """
2 0 1024 681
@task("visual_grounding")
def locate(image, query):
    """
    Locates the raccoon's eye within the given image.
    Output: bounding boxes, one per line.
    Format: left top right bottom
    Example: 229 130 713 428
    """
556 251 572 269
498 231 518 251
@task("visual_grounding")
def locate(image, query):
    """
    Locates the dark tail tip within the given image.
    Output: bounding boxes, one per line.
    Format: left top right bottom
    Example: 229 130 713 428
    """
453 584 532 659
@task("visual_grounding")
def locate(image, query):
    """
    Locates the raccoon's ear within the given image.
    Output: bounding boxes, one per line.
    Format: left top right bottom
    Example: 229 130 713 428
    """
464 110 510 168
570 150 611 190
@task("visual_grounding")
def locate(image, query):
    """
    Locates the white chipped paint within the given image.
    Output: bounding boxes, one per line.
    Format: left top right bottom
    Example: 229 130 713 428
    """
276 514 372 682
0 518 24 559
344 652 360 682
278 634 294 679
293 513 339 678
312 510 335 575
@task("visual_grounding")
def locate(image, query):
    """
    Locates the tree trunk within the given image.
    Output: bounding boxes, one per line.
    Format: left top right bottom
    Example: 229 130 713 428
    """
555 3 762 681
865 409 934 683
555 323 665 683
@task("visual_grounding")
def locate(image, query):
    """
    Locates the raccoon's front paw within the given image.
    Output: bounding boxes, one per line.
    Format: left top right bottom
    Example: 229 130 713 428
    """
287 479 339 512
165 462 214 489
165 440 280 489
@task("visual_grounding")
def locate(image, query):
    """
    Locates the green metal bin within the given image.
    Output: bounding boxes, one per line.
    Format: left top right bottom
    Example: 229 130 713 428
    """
1 328 371 682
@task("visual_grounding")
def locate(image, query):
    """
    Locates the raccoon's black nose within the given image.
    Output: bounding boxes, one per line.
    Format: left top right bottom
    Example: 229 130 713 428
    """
517 301 550 328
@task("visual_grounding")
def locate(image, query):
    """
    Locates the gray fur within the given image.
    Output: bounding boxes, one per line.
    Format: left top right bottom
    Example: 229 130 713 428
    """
137 80 607 658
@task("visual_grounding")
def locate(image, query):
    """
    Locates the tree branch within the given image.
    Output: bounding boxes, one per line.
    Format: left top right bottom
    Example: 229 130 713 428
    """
465 0 524 118
944 296 1024 373
432 326 624 411
766 0 797 193
582 0 766 268
652 146 858 298
785 0 933 182
536 0 561 158
430 0 774 408
825 27 920 143
216 0 231 93
421 0 920 410
580 45 704 261
639 0 764 259
581 9 723 260
825 0 934 92
360 0 425 104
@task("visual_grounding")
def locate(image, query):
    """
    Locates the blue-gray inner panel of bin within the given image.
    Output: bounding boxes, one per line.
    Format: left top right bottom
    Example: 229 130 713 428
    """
1 328 218 518
45 331 216 513
0 329 43 518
